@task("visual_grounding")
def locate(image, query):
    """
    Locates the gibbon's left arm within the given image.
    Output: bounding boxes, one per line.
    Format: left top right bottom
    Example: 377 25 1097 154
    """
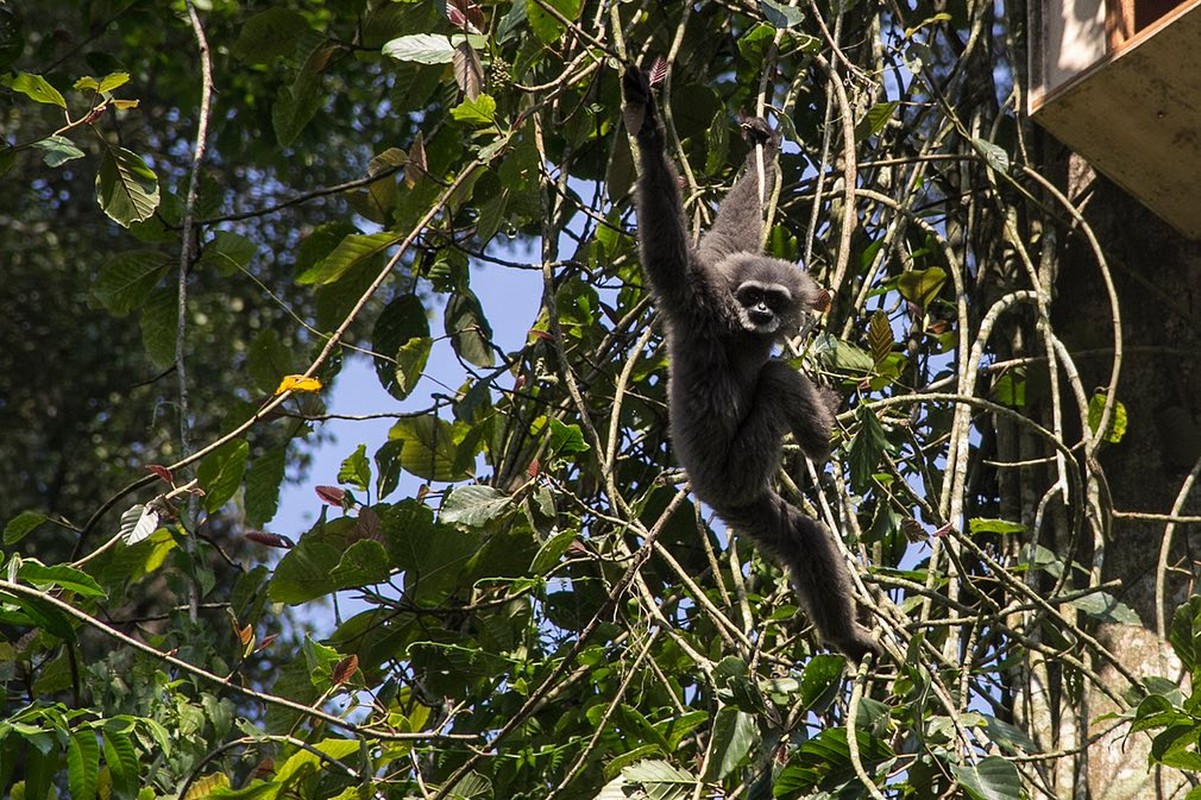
697 119 780 267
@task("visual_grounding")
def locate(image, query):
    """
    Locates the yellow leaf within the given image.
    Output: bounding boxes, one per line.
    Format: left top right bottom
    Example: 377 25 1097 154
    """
112 98 140 110
275 374 323 395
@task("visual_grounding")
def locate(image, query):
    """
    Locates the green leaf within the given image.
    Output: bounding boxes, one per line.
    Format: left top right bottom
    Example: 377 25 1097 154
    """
139 287 178 368
527 0 581 43
967 518 1025 536
4 510 48 545
848 405 889 493
703 708 757 782
197 439 250 514
96 146 160 227
952 755 1022 800
445 289 495 368
102 729 139 800
17 561 106 598
97 72 131 94
1169 596 1201 672
973 136 1011 173
32 134 85 167
1087 391 1128 443
231 7 311 64
382 33 457 63
274 738 361 787
377 500 482 601
272 37 331 147
441 485 511 528
338 444 372 491
1065 590 1141 624
93 251 170 317
328 539 392 589
531 527 578 574
897 266 947 311
450 93 497 126
68 728 100 800
198 231 258 276
800 654 846 710
246 329 295 395
547 418 590 456
373 294 431 400
620 759 697 792
387 415 474 482
245 448 287 527
297 232 400 285
856 101 899 142
5 71 66 107
759 0 804 28
813 332 875 374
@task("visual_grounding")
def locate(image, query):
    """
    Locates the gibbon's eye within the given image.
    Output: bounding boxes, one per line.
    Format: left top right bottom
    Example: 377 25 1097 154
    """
736 285 764 307
763 289 791 311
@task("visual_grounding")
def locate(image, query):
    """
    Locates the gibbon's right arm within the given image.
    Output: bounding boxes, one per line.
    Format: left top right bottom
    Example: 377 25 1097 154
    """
622 66 697 315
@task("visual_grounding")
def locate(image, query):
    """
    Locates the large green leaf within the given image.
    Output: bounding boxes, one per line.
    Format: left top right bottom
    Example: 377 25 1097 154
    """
67 728 100 800
297 232 401 285
373 294 431 400
96 145 160 227
382 33 457 64
197 439 250 514
93 251 170 316
386 415 474 482
445 288 495 368
952 755 1022 800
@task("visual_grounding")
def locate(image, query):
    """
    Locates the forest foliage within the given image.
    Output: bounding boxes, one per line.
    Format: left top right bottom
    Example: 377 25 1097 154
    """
2 1 1199 798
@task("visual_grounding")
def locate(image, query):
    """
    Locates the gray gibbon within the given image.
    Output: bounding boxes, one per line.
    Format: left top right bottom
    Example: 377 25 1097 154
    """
622 65 878 661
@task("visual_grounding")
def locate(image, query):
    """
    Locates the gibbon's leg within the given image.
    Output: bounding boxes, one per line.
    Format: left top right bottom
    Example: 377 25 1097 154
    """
697 119 779 266
753 359 835 463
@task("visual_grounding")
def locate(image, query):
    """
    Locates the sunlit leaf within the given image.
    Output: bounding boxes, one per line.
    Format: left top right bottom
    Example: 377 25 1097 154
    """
897 266 946 311
4 71 66 107
296 232 400 285
1087 391 1128 443
382 33 457 64
527 0 581 43
96 145 160 227
441 485 511 528
868 309 892 366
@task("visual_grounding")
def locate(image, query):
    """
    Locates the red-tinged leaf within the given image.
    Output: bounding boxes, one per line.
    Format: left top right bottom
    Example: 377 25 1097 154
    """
352 507 382 543
251 758 275 779
146 464 173 484
332 654 359 686
649 56 668 87
527 458 540 477
812 287 832 313
234 622 253 646
257 633 279 652
448 0 485 32
416 484 430 502
447 5 465 27
513 374 527 392
933 522 953 538
315 485 346 506
927 319 949 334
453 41 483 101
245 530 294 549
528 329 553 342
568 540 590 557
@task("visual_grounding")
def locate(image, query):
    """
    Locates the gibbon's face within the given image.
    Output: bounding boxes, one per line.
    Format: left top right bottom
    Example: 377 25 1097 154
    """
734 279 795 336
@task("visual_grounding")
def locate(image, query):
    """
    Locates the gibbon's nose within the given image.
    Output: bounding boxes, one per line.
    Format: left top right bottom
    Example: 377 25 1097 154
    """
750 306 773 325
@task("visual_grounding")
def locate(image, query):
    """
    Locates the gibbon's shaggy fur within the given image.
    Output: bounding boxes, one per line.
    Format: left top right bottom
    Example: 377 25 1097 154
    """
623 66 877 660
